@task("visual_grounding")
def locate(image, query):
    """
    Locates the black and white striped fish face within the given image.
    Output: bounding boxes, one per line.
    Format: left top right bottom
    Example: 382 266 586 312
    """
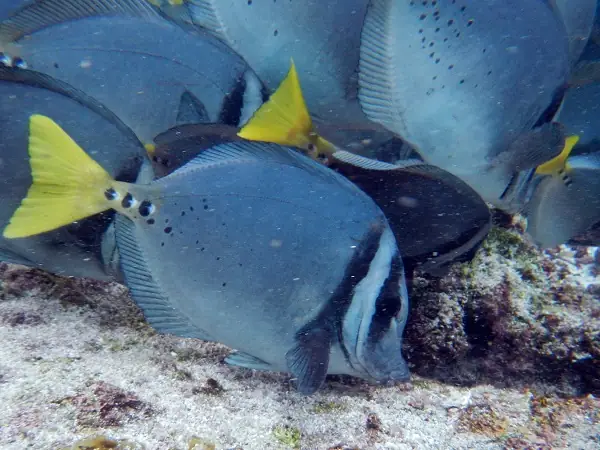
341 225 410 384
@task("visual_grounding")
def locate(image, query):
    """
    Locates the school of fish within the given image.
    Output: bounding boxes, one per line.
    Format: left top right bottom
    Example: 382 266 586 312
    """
0 0 598 394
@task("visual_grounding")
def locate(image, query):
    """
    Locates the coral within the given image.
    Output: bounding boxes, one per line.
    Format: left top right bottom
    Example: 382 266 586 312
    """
60 382 154 428
456 404 508 437
61 435 144 450
272 425 301 449
404 223 600 396
187 437 216 450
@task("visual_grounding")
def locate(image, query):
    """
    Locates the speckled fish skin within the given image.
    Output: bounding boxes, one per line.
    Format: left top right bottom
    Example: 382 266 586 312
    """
358 0 570 207
0 70 147 280
11 15 265 145
116 142 410 393
164 0 373 129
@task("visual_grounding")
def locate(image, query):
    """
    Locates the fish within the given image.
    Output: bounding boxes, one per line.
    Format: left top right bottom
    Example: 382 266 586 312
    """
548 0 598 66
525 141 600 248
357 0 571 211
0 66 149 280
238 61 492 277
4 114 411 394
146 0 400 157
0 0 266 148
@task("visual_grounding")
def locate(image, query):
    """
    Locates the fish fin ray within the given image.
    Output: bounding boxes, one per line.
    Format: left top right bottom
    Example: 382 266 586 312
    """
225 352 273 371
285 324 332 395
184 0 228 41
169 141 357 191
358 0 398 133
114 214 214 341
332 150 423 171
0 0 163 42
3 115 115 239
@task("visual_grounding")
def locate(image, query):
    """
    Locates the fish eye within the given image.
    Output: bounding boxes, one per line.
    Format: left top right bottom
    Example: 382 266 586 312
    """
138 200 155 217
104 187 120 201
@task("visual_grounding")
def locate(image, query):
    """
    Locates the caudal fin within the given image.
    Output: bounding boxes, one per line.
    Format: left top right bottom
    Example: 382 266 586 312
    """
237 60 334 159
3 115 116 238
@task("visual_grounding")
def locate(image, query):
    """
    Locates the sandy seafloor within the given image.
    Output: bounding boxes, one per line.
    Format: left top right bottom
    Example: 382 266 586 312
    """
0 239 598 449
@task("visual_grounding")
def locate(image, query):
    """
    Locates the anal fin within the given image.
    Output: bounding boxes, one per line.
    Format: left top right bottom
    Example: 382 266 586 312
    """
225 352 273 371
115 214 213 341
285 323 332 395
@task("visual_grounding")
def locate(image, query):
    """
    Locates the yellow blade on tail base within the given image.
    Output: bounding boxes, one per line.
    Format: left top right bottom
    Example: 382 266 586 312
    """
535 135 580 176
3 115 115 239
237 59 335 160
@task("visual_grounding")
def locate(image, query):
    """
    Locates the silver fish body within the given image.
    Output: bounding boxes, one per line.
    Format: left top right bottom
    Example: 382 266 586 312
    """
160 0 376 129
358 0 570 208
116 141 410 394
0 68 148 280
10 15 265 145
526 152 600 247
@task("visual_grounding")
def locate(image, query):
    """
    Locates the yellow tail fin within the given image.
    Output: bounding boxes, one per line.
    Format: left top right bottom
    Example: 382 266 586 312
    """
237 59 335 159
535 135 580 176
3 115 116 239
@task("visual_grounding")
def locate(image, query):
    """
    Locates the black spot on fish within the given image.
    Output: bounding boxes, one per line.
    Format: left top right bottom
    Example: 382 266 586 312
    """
274 29 278 36
201 247 205 251
449 65 454 70
54 62 59 68
467 19 474 27
104 188 118 201
460 79 465 84
181 211 186 217
161 242 165 247
139 200 154 217
164 227 172 234
190 206 194 212
447 19 454 26
147 218 155 225
247 0 252 4
204 205 209 210
419 14 426 20
222 282 227 287
216 257 221 261
165 219 169 223
121 193 134 209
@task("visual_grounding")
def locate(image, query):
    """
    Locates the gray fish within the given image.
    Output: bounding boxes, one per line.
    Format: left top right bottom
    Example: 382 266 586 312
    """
0 0 266 147
549 0 598 65
526 151 600 248
157 0 370 124
150 123 491 278
151 0 401 155
4 115 410 394
0 66 148 280
358 0 570 210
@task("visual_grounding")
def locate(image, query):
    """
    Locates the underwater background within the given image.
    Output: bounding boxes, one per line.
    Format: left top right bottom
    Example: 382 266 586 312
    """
0 1 599 449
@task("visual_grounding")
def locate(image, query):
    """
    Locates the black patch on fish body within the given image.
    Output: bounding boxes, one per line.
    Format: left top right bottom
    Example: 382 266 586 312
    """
366 251 404 345
534 83 569 128
322 220 386 366
219 74 247 126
